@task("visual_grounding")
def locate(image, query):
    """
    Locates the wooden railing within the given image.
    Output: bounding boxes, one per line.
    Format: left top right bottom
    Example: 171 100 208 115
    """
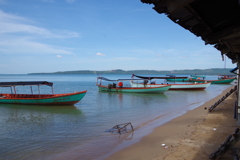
209 128 240 159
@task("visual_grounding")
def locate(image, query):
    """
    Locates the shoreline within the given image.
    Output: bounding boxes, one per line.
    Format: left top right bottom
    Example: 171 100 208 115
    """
102 85 237 160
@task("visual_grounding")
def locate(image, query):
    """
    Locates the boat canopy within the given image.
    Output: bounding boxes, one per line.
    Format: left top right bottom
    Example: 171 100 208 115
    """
0 81 53 87
191 75 206 78
132 74 188 80
218 75 236 77
97 77 144 81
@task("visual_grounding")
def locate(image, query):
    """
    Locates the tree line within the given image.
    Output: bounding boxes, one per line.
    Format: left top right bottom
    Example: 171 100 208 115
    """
28 68 236 75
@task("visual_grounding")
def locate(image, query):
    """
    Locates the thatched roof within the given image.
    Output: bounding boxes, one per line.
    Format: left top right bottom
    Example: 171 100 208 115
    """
141 0 240 63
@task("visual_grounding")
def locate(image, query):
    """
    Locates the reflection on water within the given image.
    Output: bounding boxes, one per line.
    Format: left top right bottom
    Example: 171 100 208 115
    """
0 103 85 160
0 74 235 160
0 104 82 115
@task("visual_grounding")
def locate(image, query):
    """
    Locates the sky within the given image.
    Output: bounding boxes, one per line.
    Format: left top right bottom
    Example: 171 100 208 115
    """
0 0 237 74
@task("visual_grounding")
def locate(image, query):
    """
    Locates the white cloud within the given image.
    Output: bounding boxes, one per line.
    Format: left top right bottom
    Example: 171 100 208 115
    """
0 10 79 38
0 10 78 55
96 53 106 56
0 21 79 38
0 37 73 55
56 55 62 58
0 10 29 23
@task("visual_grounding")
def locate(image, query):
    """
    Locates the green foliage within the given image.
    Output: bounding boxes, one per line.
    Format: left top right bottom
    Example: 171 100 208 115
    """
28 68 236 75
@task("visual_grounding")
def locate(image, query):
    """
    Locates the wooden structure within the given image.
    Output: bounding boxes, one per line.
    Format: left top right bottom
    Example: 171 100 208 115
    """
140 0 240 124
208 85 237 112
106 122 134 134
140 0 240 60
209 128 240 159
0 81 87 105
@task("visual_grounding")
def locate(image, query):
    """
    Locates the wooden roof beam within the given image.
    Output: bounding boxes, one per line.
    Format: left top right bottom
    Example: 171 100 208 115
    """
185 5 213 33
166 0 194 14
204 25 240 44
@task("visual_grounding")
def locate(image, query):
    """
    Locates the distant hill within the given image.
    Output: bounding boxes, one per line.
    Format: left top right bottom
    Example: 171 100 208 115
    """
28 68 236 75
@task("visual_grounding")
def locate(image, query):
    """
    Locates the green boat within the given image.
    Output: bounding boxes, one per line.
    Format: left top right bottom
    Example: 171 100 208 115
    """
165 75 190 82
0 81 87 105
191 75 206 78
96 77 171 93
190 78 235 84
218 75 237 80
166 78 190 82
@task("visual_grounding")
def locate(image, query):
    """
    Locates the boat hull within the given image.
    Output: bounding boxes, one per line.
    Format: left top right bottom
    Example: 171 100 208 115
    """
166 78 190 82
97 85 171 93
0 91 87 105
190 78 235 84
130 82 211 90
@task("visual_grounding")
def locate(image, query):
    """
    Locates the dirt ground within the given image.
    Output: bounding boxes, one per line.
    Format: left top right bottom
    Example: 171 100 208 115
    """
105 85 239 160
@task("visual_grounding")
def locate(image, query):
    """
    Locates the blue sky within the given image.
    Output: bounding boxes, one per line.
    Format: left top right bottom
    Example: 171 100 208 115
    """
0 0 236 74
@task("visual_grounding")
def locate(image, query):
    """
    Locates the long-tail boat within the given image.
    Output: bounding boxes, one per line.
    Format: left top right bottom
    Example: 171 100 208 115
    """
0 81 87 105
218 75 237 80
165 75 190 82
131 74 211 90
96 77 171 93
189 78 235 84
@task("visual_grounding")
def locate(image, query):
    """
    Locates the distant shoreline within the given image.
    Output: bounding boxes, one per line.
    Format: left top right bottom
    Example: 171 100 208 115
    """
27 68 235 76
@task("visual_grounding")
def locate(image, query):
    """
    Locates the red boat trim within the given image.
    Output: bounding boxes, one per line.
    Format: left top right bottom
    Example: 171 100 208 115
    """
0 101 80 105
97 84 169 89
169 87 206 90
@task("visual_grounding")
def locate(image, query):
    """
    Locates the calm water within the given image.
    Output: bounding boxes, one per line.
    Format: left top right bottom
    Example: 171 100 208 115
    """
0 74 234 160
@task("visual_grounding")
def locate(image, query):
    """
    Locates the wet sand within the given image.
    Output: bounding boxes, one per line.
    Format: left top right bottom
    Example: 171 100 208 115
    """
104 85 238 160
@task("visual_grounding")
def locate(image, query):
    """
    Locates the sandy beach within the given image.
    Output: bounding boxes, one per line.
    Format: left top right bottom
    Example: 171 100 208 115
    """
104 85 238 160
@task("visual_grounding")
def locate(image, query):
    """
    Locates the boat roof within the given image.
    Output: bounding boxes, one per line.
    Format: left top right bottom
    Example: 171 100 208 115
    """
218 75 236 77
191 75 206 77
0 81 53 87
132 74 188 80
97 77 144 82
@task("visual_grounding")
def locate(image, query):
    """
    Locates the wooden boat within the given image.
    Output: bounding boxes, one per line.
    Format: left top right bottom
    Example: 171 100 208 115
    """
191 75 206 78
96 77 171 93
166 78 190 82
190 78 235 84
132 74 211 90
0 81 87 105
130 81 211 90
218 75 237 80
165 75 190 82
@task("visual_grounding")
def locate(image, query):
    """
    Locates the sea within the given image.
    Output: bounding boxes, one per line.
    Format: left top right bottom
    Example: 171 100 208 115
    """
0 74 235 160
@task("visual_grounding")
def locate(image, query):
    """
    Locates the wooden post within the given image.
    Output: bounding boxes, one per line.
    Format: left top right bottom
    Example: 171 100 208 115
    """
237 63 240 126
30 86 33 94
10 86 13 94
38 85 40 98
52 86 54 95
13 86 16 95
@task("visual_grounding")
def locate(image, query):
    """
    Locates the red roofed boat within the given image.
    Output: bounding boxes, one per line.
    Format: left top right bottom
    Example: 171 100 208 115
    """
0 81 87 105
